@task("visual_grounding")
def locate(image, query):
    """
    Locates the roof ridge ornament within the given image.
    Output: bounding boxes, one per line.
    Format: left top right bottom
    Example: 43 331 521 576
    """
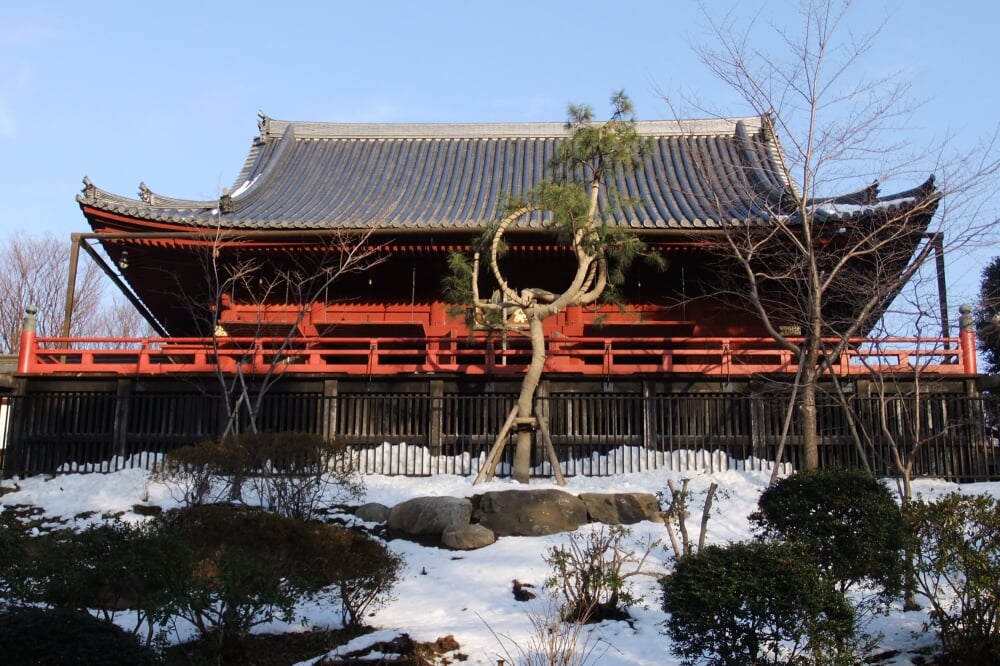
759 111 775 141
258 111 271 142
921 174 937 196
138 182 154 204
219 190 235 214
865 180 880 204
81 176 96 200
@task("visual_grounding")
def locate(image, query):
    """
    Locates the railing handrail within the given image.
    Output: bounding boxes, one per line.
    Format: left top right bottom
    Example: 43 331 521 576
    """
17 333 976 377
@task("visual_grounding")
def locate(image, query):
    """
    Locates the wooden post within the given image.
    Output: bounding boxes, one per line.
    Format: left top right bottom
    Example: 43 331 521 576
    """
113 379 133 460
642 380 656 451
60 234 82 342
959 304 977 375
429 380 443 456
322 380 339 441
535 380 549 467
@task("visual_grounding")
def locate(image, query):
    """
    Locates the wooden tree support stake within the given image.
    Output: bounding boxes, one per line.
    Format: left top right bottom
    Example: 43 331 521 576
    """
535 415 566 486
474 405 519 485
472 407 566 486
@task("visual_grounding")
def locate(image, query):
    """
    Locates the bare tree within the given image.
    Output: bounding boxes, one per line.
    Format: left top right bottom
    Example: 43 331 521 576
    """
673 0 999 470
178 226 385 436
95 293 156 339
448 92 659 483
845 290 983 610
0 233 105 354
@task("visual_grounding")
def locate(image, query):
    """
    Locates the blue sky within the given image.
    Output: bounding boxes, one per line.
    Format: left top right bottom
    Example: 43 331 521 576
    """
2 0 997 307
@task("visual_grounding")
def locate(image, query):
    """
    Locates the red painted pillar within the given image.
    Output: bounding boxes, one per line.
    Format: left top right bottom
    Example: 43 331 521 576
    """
564 305 583 336
16 305 38 374
959 304 978 375
429 301 446 327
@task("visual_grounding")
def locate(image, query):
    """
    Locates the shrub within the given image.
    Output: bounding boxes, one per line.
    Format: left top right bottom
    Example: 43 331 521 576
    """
750 468 906 607
0 524 26 604
157 504 401 657
491 593 605 666
154 432 364 519
661 541 856 665
544 525 655 623
153 437 246 505
295 523 405 627
238 431 364 519
659 477 721 559
0 504 48 605
156 504 321 657
908 492 1000 663
0 606 160 665
7 519 192 644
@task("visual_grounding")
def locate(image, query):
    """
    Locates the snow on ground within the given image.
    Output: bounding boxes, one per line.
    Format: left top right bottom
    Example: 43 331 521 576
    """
1 459 995 665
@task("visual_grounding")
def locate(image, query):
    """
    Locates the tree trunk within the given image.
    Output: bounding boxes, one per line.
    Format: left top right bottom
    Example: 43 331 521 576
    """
513 313 546 483
899 472 921 610
801 364 820 469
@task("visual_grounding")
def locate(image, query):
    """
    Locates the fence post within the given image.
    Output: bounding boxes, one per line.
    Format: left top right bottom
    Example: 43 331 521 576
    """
322 380 339 441
113 378 133 464
428 380 443 456
16 306 38 374
642 380 656 452
535 381 550 468
959 304 978 375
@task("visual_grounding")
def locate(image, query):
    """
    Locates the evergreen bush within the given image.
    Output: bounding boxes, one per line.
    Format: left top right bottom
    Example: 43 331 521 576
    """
7 519 192 644
661 541 855 665
0 606 160 665
0 523 25 604
157 504 320 657
296 523 405 627
157 504 402 657
750 468 906 608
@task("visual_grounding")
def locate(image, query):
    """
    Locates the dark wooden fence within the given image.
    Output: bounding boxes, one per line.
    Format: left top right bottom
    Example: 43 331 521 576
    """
2 389 997 481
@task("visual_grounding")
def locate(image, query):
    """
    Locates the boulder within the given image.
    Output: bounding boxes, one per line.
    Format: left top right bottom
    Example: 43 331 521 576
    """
388 496 473 536
474 489 588 537
441 523 496 550
579 492 663 525
355 502 391 524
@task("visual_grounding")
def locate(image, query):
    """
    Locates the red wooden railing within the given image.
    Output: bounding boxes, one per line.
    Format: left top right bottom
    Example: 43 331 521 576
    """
15 332 977 377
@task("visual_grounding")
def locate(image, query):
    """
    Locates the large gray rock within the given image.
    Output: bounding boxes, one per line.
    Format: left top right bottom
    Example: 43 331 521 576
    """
579 492 663 525
441 523 496 550
387 496 473 536
474 489 588 537
354 502 391 524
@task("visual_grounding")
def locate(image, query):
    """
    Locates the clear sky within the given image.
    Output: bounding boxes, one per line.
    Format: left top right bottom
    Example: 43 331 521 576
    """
2 0 997 309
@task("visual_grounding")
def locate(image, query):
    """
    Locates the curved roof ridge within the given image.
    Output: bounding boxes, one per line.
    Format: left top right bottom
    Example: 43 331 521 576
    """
228 123 298 213
257 115 765 141
77 177 217 211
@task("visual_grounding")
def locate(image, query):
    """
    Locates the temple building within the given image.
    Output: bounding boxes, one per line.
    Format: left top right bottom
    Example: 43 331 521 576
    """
2 112 987 480
66 113 945 378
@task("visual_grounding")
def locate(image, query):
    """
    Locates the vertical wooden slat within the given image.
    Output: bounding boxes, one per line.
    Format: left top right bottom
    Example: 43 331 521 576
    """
113 379 132 462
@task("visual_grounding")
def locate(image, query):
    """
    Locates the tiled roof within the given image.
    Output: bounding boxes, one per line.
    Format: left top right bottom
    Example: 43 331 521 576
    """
77 114 933 232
